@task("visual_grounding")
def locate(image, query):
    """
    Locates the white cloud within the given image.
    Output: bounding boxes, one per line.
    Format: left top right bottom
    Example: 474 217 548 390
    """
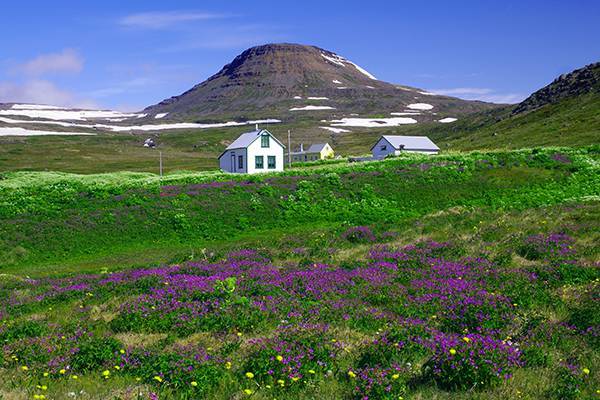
119 11 227 29
0 80 96 108
429 87 494 96
428 87 525 104
21 49 83 76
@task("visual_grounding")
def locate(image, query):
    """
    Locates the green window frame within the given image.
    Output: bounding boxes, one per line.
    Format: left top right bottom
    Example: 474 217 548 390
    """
261 134 270 148
267 156 276 169
255 156 264 169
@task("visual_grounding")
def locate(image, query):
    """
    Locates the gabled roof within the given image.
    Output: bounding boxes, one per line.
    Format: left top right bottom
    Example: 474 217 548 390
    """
219 129 285 159
371 135 439 151
307 143 330 153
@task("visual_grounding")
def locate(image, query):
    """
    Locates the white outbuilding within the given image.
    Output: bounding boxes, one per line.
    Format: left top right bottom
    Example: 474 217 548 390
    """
218 129 285 174
371 135 439 158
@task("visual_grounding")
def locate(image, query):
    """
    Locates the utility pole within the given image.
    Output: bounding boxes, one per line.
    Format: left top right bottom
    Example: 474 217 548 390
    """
287 129 291 166
159 151 163 177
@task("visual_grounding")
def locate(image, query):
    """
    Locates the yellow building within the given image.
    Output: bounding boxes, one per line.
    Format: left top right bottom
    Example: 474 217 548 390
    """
290 143 334 162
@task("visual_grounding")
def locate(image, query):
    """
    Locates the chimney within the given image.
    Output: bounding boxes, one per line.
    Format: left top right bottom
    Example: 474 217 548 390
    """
255 123 259 131
300 143 304 152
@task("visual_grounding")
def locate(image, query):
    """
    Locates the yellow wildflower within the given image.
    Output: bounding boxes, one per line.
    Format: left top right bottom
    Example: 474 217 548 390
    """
463 337 471 343
59 369 66 374
71 375 78 380
392 373 400 380
41 386 47 391
102 370 110 378
277 379 285 386
43 372 49 377
21 365 29 371
153 376 163 383
276 355 283 362
244 389 253 395
449 348 457 355
582 368 590 375
245 372 255 379
225 361 232 370
119 349 125 354
348 371 356 378
237 332 243 337
114 365 121 370
191 381 198 387
308 369 316 374
291 376 299 382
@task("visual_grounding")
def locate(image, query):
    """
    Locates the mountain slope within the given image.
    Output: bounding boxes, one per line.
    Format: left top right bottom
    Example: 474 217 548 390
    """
394 62 600 150
144 43 497 120
513 62 600 114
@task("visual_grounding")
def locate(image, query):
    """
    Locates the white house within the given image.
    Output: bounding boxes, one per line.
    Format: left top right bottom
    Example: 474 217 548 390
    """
218 129 285 174
371 135 439 158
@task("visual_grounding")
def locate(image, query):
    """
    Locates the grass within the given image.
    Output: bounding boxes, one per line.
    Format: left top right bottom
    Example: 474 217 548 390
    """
2 146 598 274
0 146 599 399
1 93 598 174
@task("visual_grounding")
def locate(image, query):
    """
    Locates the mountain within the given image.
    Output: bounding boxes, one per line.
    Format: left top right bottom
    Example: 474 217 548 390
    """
399 61 600 150
144 43 498 120
513 62 600 114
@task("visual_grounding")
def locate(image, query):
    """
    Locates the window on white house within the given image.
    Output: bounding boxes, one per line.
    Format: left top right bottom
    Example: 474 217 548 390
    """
238 155 243 169
268 156 276 169
261 134 270 148
381 145 387 151
255 156 264 169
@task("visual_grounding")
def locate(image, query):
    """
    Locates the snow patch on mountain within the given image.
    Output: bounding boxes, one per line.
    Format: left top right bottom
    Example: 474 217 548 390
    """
0 114 281 132
439 117 457 123
329 117 417 128
320 126 350 133
1 105 144 121
321 52 377 80
289 105 336 111
407 103 434 110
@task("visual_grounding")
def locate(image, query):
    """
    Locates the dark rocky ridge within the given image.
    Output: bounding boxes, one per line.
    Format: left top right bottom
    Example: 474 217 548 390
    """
144 43 498 120
513 62 600 114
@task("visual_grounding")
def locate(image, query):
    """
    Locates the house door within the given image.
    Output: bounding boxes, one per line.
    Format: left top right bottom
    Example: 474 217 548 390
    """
231 154 236 172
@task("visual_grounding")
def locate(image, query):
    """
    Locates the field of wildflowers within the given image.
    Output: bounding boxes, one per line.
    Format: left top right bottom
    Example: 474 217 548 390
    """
0 146 599 398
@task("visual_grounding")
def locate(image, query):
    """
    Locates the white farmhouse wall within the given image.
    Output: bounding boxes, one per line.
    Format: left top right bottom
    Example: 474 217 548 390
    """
246 135 284 173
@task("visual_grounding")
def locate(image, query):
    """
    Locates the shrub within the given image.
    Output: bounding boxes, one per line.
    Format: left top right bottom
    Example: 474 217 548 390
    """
423 333 522 390
348 366 408 400
341 226 376 243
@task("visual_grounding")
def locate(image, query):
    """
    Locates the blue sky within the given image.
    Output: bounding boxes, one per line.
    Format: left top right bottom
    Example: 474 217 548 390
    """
0 0 598 110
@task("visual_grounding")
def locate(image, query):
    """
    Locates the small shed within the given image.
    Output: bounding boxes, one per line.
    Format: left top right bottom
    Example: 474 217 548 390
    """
371 135 439 158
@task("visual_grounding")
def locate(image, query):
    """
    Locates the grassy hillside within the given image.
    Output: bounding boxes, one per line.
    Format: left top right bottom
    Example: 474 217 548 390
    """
1 146 598 274
0 92 597 174
428 93 600 150
0 146 598 399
